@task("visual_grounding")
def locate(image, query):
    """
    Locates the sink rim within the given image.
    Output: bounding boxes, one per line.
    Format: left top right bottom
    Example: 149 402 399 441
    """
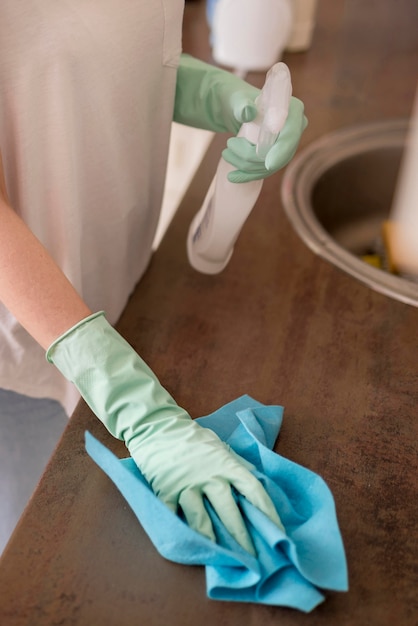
281 119 418 307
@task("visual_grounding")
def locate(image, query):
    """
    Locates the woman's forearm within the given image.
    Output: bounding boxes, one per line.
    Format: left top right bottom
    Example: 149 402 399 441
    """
0 198 91 350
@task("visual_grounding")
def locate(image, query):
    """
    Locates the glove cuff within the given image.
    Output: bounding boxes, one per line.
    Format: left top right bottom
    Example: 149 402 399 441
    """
46 311 105 363
45 310 188 445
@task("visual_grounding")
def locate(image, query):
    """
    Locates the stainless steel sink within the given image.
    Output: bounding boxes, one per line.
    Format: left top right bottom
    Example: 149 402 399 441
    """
281 119 418 307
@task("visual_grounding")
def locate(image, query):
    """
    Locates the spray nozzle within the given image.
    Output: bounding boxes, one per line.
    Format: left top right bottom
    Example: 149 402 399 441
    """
255 62 292 159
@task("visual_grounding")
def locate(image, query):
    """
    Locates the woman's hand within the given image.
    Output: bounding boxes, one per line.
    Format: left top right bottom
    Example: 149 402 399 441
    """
223 97 307 183
47 312 284 554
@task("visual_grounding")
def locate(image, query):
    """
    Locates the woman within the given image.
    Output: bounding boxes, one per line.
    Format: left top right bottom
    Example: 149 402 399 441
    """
0 1 306 553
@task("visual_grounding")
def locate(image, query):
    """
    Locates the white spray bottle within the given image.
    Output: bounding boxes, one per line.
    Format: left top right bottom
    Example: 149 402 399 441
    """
187 62 292 274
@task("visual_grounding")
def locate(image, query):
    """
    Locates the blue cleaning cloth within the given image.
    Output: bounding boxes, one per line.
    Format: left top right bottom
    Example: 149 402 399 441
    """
85 395 348 611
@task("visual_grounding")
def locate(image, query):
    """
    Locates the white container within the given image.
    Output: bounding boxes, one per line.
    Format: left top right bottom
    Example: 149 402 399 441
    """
286 0 318 52
187 63 292 274
388 87 418 276
211 0 293 73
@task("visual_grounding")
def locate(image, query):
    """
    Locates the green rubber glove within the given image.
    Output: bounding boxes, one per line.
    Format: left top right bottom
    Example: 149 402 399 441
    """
223 97 308 183
174 53 260 133
173 54 307 183
47 312 284 554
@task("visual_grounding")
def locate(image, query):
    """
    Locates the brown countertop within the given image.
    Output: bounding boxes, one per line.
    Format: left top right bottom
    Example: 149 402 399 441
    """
1 1 417 624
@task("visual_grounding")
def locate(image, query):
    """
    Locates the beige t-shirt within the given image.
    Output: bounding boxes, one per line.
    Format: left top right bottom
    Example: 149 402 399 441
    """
0 1 184 414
